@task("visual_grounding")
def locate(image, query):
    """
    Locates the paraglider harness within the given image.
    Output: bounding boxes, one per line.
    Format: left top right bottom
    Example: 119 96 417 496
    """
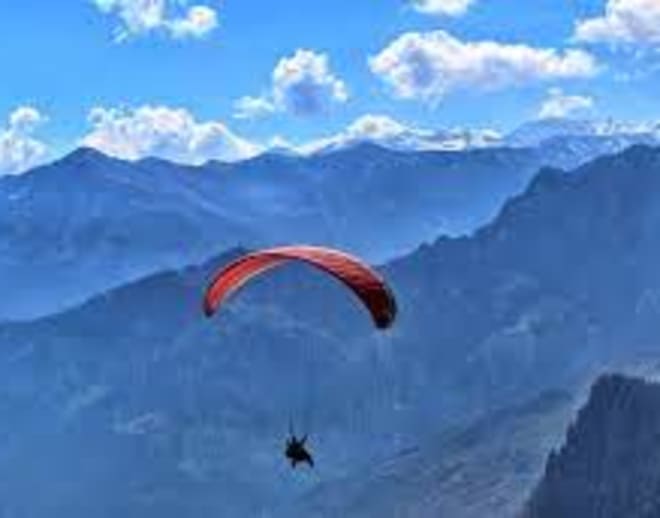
285 420 314 468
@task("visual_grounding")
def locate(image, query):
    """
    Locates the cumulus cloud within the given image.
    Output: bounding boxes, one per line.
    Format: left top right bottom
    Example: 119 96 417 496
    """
233 95 277 120
0 107 49 176
233 49 349 118
343 114 412 140
272 50 349 115
369 31 599 102
537 88 595 119
167 5 218 38
81 105 260 163
574 0 660 46
294 114 413 153
411 0 475 17
92 0 218 41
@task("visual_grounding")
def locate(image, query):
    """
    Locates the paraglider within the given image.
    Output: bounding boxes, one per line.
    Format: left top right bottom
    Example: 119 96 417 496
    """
284 419 314 469
285 435 313 468
202 245 398 469
203 245 397 329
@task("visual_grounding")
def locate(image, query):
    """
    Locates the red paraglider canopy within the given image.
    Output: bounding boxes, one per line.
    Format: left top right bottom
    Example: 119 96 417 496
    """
203 245 397 329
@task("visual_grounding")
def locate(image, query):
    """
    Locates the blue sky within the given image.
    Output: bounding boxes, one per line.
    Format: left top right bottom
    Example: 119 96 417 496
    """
1 0 659 173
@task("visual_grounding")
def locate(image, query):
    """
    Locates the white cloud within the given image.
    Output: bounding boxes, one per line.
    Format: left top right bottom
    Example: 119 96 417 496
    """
92 0 218 41
537 88 595 119
233 96 277 120
370 31 599 102
9 106 45 132
233 49 349 118
574 0 660 46
167 5 218 38
294 114 413 153
344 114 412 140
273 50 349 116
411 0 475 17
81 105 260 163
0 107 49 176
266 134 298 150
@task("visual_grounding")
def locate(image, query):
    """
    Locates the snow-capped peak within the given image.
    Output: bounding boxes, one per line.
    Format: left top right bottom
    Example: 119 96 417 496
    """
505 117 660 148
288 114 503 156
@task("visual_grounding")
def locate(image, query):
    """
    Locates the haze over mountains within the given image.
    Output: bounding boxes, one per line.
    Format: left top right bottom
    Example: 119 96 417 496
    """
4 142 660 515
0 142 559 320
3 118 660 321
294 389 577 518
292 142 660 515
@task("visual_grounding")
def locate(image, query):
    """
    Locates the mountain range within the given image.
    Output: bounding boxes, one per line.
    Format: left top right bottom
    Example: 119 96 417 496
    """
505 118 660 148
3 144 660 515
295 117 660 155
3 122 659 321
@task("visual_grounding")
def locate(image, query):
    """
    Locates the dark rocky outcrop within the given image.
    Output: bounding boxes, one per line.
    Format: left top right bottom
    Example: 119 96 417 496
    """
524 374 660 518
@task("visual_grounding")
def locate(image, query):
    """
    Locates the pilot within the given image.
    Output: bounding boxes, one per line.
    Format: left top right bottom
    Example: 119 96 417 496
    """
285 433 314 468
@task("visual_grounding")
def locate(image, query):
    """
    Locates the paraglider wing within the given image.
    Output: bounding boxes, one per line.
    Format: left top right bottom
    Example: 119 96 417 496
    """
203 245 397 329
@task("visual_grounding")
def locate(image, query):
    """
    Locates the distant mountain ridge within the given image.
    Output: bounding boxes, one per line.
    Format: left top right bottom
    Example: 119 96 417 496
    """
505 117 660 148
305 126 502 155
275 117 660 156
1 138 630 321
